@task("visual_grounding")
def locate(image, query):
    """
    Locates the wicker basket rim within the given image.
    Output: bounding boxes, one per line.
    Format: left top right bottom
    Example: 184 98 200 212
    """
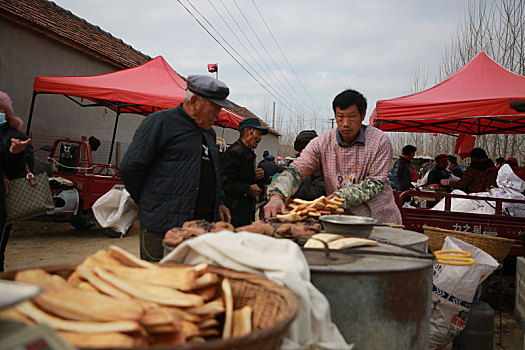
423 226 515 243
0 263 300 350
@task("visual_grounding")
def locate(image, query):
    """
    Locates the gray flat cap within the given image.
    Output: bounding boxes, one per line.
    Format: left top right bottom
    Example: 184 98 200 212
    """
187 75 233 108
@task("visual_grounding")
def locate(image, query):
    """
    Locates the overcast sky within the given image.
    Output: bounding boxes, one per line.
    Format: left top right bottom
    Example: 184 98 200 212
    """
52 0 471 133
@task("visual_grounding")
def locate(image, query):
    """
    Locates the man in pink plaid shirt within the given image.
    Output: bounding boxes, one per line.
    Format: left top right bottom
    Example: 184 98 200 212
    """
264 89 401 224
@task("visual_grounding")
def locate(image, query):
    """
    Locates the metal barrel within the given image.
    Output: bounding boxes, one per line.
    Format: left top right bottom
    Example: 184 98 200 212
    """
306 244 433 349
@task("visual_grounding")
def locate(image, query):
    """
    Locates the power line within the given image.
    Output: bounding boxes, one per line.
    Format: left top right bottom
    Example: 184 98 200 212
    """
229 0 314 117
206 0 307 118
177 0 301 117
250 0 315 102
234 0 314 114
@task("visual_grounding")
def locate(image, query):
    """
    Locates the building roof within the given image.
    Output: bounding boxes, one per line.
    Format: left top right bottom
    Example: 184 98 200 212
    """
0 0 279 135
0 0 151 68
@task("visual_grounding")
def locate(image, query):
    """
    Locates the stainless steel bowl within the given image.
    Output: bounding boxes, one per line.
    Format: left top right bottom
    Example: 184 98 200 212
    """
319 215 378 238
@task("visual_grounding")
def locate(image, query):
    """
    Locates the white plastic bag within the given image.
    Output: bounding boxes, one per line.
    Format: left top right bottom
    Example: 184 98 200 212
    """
429 236 499 349
431 190 495 215
92 187 137 236
497 164 525 192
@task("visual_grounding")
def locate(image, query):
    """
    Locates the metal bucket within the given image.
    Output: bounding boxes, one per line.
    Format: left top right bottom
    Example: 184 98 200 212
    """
306 244 433 349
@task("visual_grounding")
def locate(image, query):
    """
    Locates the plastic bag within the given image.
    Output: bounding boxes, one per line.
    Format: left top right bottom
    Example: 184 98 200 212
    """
431 190 494 215
497 164 525 192
429 236 499 349
92 187 137 236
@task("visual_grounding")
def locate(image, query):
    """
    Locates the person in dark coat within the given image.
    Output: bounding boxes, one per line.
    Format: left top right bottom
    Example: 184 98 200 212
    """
426 154 450 187
291 130 325 201
221 117 268 227
257 150 269 168
120 75 231 261
447 155 464 178
390 145 416 191
449 148 496 193
258 155 280 183
0 91 33 272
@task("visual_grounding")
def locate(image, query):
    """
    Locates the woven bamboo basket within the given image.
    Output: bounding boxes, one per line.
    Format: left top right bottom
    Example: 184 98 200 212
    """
423 226 514 262
0 264 299 350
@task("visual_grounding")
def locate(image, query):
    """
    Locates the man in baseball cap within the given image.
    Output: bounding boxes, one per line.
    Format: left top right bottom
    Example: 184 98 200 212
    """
120 74 232 261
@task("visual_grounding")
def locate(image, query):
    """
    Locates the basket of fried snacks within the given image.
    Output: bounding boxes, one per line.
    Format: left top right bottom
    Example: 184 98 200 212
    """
0 246 299 350
276 196 346 223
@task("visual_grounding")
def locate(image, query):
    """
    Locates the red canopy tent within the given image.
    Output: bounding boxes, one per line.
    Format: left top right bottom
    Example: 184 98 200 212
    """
27 56 244 162
370 52 525 136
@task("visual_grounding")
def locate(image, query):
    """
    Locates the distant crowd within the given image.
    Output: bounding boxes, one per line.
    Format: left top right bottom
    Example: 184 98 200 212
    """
389 144 520 194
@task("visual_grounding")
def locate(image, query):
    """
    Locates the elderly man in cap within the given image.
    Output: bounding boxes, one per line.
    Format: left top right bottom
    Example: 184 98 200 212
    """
120 75 231 261
221 117 268 227
264 89 401 224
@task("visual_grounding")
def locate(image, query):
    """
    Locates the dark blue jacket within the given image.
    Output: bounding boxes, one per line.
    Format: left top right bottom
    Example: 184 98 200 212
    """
119 105 224 232
221 139 257 227
390 155 413 191
258 160 280 184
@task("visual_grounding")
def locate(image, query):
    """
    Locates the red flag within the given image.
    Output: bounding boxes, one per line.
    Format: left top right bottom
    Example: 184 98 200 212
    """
455 133 476 159
208 63 218 73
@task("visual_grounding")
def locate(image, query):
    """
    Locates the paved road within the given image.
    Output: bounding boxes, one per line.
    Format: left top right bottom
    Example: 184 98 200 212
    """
4 219 140 272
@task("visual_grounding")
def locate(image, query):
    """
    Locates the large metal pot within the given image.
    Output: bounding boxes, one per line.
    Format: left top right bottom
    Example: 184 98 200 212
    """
305 243 433 349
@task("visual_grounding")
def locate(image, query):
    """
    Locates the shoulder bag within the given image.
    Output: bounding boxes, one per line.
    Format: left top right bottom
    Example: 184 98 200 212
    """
3 164 55 223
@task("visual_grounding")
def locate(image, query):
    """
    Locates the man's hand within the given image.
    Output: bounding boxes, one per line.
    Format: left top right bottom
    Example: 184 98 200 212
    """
218 204 231 223
263 194 287 218
10 138 31 154
255 168 264 180
249 184 262 198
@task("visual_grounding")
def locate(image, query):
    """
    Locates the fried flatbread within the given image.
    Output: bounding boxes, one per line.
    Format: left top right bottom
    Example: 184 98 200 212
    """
94 267 204 307
328 237 378 250
75 262 133 300
232 306 252 337
304 233 344 248
17 269 143 322
194 272 219 289
59 331 147 348
187 299 225 315
16 301 142 333
108 245 158 269
102 263 197 291
194 284 217 301
221 278 233 339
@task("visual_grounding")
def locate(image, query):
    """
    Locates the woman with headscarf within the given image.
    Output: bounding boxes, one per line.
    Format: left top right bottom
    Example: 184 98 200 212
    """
447 147 495 193
0 91 33 272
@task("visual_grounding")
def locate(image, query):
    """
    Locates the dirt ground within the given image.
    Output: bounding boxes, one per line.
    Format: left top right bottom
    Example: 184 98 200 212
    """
3 220 524 348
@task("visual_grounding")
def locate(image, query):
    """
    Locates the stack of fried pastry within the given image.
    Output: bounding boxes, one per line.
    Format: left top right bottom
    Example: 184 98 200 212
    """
276 196 346 223
0 246 252 348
